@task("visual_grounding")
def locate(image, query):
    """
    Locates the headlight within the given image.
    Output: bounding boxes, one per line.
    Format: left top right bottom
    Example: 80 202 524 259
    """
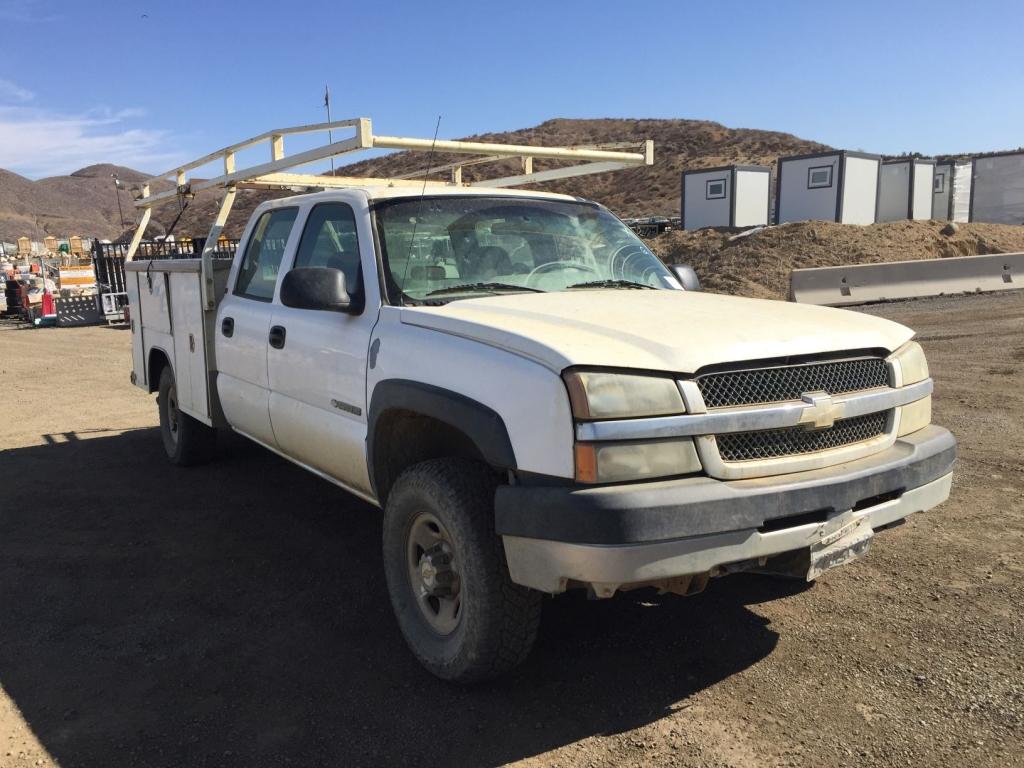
574 440 701 484
564 370 698 483
563 371 684 419
890 341 929 385
890 342 931 435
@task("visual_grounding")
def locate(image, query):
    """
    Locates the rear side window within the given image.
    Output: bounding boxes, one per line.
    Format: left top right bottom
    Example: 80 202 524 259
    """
293 203 363 305
234 208 298 301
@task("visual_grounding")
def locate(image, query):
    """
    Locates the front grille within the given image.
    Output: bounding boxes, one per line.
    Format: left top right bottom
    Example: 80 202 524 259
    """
697 357 889 409
716 412 889 462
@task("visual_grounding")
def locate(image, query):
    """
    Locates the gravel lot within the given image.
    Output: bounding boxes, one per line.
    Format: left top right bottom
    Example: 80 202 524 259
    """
1 291 1021 768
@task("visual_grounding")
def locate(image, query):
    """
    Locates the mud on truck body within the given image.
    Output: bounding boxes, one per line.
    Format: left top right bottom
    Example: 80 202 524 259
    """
124 118 955 682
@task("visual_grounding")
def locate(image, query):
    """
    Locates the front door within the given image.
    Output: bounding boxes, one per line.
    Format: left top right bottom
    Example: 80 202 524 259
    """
215 205 299 448
267 198 379 496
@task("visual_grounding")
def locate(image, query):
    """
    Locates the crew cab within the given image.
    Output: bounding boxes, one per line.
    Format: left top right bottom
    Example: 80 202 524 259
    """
124 122 955 682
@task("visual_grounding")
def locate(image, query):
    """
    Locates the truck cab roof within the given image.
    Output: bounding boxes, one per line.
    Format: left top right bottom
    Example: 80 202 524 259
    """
262 184 584 210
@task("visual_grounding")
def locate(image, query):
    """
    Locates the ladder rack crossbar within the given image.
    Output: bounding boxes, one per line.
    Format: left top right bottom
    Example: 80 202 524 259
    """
393 142 648 180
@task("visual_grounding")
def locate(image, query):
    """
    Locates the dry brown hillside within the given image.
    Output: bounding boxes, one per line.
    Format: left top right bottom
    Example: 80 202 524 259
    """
0 118 826 241
647 220 1024 300
0 164 149 242
129 118 831 239
338 118 828 218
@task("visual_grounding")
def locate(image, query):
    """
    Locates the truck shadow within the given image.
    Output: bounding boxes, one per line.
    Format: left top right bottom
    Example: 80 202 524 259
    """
0 428 795 767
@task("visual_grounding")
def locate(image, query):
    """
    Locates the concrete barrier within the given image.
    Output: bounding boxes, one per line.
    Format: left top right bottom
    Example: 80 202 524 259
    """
789 252 1023 306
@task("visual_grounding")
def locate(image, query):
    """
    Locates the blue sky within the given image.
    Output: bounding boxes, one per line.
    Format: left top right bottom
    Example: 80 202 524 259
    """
0 0 1021 178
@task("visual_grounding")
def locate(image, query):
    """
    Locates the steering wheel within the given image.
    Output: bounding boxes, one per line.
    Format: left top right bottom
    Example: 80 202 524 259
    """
526 260 599 287
608 243 651 280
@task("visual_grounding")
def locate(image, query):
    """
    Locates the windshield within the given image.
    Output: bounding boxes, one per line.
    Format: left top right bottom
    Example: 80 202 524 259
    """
374 196 679 303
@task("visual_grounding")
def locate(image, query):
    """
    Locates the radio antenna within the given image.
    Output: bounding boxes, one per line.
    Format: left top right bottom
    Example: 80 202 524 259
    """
400 115 442 296
324 84 335 174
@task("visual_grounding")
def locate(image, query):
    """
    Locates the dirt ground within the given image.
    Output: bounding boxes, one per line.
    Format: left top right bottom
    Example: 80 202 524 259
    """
648 221 1024 300
1 291 1022 768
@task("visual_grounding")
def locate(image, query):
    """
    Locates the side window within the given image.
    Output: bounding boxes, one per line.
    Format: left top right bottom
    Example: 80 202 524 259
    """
934 173 945 193
292 203 363 304
807 165 833 189
706 178 727 199
234 208 298 301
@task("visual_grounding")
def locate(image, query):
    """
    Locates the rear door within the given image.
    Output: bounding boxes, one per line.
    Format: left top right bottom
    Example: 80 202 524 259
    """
215 206 299 448
267 195 379 496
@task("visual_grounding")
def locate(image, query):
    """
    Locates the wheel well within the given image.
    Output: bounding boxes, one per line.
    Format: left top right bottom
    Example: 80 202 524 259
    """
147 348 171 393
372 410 491 504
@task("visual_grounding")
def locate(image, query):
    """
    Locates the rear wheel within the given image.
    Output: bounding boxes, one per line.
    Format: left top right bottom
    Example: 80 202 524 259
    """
382 458 542 683
157 366 215 466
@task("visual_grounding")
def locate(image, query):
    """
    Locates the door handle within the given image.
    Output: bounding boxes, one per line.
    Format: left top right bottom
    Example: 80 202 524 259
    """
221 316 234 337
269 325 286 349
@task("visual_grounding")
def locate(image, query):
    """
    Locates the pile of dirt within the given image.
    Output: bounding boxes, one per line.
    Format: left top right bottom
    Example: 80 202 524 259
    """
647 220 1024 300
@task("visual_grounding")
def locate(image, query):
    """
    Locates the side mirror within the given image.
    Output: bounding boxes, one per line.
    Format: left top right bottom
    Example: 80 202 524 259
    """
670 264 701 292
280 267 351 311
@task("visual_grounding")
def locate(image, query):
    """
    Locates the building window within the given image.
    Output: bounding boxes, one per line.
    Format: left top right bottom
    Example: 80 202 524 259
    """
807 165 833 189
934 173 945 193
706 178 727 199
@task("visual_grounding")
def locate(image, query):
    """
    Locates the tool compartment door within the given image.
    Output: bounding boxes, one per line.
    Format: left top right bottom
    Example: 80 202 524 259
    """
127 270 146 389
168 271 210 420
134 265 175 392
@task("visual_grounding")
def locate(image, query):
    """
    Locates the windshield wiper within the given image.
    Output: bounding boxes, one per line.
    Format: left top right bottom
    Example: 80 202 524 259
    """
566 279 656 290
426 282 545 296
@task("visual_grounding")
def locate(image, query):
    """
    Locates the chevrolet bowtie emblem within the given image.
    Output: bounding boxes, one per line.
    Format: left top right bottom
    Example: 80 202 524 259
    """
798 391 844 430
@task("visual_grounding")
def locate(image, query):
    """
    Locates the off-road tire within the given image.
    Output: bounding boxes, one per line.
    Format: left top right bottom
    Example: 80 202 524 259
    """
382 458 542 683
157 366 216 466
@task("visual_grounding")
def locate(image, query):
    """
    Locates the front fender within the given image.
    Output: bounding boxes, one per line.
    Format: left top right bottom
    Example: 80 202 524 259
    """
368 379 517 472
366 308 575 480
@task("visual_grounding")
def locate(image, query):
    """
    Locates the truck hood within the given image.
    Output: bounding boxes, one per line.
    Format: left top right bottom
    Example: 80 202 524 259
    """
399 290 914 374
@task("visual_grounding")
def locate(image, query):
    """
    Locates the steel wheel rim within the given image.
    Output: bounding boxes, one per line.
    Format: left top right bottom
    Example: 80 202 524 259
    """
406 512 462 636
166 384 180 445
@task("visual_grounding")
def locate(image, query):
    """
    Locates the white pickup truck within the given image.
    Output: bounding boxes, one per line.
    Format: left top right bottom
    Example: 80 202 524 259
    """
124 121 956 682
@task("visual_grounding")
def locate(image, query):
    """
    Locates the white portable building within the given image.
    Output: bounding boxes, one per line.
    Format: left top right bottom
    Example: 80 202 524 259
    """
877 158 935 222
932 160 972 222
681 165 770 229
969 151 1024 224
775 151 880 225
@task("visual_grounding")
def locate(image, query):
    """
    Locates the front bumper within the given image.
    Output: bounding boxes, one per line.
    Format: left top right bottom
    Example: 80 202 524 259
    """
497 425 956 594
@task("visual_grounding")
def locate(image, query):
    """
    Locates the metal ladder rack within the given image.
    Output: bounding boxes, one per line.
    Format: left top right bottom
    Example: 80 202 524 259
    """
128 117 654 309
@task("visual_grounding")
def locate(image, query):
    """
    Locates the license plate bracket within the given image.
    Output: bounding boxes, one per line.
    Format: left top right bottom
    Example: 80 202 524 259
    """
806 511 873 581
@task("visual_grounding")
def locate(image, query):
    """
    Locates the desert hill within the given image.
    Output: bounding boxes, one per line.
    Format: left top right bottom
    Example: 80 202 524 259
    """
0 118 829 241
335 118 831 217
0 164 150 242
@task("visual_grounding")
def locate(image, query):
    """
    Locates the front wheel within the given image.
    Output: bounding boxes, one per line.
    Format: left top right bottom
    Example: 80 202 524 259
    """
382 458 542 683
157 366 216 466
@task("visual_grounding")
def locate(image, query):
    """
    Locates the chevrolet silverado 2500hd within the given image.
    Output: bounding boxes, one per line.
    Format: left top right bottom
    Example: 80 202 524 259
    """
124 121 956 682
